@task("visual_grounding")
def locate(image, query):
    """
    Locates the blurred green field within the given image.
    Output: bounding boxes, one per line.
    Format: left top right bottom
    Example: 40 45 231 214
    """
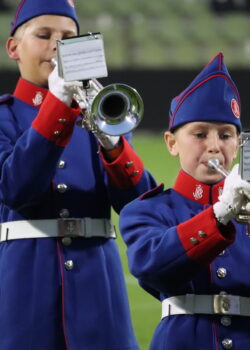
113 132 179 350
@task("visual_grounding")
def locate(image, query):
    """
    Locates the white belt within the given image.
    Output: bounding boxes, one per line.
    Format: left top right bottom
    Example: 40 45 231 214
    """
162 294 250 318
0 218 116 242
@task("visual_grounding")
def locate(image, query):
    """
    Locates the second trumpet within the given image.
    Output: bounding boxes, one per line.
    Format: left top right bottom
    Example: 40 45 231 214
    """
208 158 250 224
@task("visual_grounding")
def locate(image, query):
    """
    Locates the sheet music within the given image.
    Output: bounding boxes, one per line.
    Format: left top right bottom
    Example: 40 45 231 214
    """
57 34 108 81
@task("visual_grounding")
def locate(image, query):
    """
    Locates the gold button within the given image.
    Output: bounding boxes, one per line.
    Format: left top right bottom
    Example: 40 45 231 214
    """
53 130 61 136
57 184 68 193
64 260 74 271
221 316 232 327
130 170 140 177
58 160 66 169
217 267 227 278
198 231 207 238
62 237 72 246
125 161 134 168
58 118 67 123
190 237 199 245
222 338 233 349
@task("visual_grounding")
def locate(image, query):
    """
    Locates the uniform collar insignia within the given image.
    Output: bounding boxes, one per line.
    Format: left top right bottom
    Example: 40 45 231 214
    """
13 78 48 108
174 169 225 205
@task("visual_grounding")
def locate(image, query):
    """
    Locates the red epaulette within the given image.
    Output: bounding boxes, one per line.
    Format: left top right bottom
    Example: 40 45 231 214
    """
140 183 164 200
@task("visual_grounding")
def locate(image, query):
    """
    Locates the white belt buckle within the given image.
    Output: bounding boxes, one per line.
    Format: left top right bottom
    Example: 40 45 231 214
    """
58 219 83 237
104 219 116 238
213 295 240 315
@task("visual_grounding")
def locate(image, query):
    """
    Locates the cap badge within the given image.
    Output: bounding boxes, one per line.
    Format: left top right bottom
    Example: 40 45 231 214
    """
231 98 240 119
32 91 44 106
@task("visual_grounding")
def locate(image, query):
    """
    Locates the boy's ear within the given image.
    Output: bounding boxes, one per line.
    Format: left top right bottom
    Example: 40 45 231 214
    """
164 131 179 156
6 37 20 61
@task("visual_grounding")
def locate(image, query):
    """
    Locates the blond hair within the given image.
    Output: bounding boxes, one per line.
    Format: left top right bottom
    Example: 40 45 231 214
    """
13 21 30 38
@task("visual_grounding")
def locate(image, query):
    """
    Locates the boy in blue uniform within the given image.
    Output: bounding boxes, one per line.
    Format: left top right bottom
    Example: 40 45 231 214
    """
120 53 250 350
0 1 156 349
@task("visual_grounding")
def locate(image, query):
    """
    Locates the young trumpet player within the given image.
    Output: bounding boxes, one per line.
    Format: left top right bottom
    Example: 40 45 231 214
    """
120 53 250 350
0 0 156 349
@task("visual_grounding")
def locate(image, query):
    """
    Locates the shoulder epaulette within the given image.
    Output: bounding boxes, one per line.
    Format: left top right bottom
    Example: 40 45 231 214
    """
140 183 164 200
0 94 12 104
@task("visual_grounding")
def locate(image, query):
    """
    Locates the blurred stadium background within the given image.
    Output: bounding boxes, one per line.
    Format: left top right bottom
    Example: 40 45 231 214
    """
1 0 250 131
0 0 249 348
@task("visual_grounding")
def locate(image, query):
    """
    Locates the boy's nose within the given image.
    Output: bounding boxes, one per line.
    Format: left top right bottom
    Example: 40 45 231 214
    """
51 36 62 51
207 134 220 153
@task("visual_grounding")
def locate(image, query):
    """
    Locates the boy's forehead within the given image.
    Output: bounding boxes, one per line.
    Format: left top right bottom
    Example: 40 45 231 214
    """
180 121 238 131
23 14 77 33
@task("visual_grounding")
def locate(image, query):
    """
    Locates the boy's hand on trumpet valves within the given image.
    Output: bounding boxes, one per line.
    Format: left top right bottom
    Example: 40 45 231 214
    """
48 63 83 107
213 164 250 225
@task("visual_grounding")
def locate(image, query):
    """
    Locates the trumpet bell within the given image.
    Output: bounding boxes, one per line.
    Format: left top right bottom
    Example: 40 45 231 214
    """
90 83 144 136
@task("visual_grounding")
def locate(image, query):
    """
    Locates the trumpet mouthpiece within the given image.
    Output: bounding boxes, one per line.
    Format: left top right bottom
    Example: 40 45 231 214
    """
51 58 57 67
208 158 220 171
207 158 229 177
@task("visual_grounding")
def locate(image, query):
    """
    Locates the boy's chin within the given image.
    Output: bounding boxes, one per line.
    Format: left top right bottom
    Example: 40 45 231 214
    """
200 173 224 184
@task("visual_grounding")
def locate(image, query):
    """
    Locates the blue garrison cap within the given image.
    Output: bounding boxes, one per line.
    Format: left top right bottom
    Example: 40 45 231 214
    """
10 0 80 35
168 53 241 132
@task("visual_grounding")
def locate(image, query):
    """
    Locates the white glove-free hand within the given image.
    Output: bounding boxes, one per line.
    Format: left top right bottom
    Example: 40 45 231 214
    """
48 64 82 107
213 164 250 225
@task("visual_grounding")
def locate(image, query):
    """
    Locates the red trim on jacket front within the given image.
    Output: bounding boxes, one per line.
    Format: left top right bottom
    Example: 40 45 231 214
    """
14 78 48 108
174 169 224 205
100 136 144 189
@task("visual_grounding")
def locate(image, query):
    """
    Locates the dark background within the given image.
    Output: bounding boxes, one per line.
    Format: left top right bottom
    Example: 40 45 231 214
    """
0 69 249 131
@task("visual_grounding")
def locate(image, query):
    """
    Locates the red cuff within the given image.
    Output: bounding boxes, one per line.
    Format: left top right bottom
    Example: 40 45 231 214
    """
100 136 144 189
104 142 124 161
32 92 81 147
177 206 236 265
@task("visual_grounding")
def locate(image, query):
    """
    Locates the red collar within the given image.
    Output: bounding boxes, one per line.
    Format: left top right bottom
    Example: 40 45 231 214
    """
13 78 48 108
173 169 225 205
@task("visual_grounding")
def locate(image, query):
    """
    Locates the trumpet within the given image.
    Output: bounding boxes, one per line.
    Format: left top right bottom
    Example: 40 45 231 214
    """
208 158 250 224
51 58 144 136
74 81 144 136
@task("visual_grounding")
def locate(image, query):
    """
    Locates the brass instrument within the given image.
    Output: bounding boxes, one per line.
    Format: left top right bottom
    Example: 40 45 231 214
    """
74 81 144 136
207 158 229 177
51 57 144 136
208 158 250 224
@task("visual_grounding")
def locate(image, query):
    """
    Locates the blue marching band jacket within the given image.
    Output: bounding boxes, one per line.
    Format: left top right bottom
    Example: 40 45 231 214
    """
0 78 156 350
120 169 250 350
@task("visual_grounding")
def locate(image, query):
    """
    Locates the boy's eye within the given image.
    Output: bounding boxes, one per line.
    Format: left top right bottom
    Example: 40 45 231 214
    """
220 133 231 139
37 33 50 39
194 132 206 138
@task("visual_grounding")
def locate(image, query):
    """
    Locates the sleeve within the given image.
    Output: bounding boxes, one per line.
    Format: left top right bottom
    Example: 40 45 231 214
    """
119 197 236 294
0 93 80 210
99 135 157 213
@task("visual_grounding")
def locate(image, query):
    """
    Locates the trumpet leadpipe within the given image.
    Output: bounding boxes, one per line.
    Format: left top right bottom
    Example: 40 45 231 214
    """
207 158 229 177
